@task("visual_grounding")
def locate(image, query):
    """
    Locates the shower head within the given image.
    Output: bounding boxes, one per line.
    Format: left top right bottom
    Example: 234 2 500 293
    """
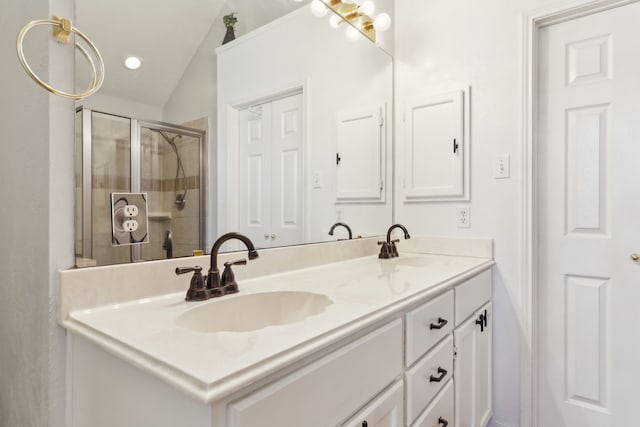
153 129 188 210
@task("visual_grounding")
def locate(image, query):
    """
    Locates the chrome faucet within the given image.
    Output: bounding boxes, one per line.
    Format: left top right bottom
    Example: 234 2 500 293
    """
328 222 353 240
175 232 258 301
379 224 410 259
208 232 259 295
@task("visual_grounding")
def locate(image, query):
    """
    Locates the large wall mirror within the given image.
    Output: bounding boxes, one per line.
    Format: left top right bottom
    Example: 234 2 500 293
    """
74 0 394 267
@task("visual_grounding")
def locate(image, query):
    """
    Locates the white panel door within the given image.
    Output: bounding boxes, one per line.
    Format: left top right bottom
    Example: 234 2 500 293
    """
270 93 303 247
335 106 384 201
239 104 272 248
238 93 303 248
538 4 640 426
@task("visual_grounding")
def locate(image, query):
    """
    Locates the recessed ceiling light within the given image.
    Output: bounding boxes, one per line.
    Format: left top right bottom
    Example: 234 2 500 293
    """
123 56 142 70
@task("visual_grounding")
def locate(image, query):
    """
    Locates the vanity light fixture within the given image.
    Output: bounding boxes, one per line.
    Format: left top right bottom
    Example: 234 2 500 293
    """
123 55 142 70
310 0 391 43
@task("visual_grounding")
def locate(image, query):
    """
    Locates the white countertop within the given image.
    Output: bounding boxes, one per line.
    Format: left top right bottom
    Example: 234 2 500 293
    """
63 252 493 403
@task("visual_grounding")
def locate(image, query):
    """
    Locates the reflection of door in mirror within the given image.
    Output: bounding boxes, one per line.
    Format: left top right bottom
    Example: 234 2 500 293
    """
74 109 206 267
238 93 304 249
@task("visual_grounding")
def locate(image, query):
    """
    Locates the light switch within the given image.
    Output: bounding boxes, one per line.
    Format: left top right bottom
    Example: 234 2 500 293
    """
312 171 323 189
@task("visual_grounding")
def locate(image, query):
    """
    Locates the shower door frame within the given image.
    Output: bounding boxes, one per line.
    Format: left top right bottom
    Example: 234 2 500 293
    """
77 107 207 264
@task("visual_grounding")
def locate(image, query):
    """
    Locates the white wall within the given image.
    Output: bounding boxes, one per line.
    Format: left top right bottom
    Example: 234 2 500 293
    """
216 6 393 244
0 0 75 426
78 92 163 121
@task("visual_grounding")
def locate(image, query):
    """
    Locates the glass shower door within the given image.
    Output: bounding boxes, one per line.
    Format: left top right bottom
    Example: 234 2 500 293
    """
139 123 204 261
75 110 133 266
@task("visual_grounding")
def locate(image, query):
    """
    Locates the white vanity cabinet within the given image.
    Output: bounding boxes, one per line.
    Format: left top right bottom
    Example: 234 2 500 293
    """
454 269 492 427
341 380 404 427
454 302 492 427
226 319 403 427
403 268 492 427
65 264 493 427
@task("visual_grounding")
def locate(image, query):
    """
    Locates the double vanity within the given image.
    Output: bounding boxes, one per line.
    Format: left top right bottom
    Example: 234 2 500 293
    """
60 236 493 427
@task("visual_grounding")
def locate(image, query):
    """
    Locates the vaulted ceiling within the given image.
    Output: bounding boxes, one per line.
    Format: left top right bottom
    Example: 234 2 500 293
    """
75 0 304 107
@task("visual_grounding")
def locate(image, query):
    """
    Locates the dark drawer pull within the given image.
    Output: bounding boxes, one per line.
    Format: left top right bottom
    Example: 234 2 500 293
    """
429 367 448 382
430 317 448 330
362 421 368 427
438 417 449 427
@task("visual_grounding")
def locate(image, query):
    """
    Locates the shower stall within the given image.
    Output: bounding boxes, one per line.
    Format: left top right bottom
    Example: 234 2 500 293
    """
75 108 207 267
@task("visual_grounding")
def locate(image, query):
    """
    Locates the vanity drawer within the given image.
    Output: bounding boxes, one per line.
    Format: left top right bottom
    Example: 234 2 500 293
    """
411 379 454 427
341 380 403 427
405 334 453 425
405 290 454 366
455 269 491 326
227 319 402 427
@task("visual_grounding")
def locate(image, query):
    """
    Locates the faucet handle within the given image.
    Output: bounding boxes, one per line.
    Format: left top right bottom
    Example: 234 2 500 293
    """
175 266 202 275
224 259 247 267
221 259 247 294
176 266 209 302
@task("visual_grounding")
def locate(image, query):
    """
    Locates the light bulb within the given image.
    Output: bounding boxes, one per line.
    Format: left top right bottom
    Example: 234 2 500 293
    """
373 13 391 31
360 0 375 16
329 14 343 28
123 56 142 70
311 0 328 17
346 25 360 40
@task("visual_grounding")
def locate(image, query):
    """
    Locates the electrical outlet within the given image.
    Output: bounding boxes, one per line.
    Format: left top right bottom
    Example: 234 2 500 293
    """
457 206 471 228
124 204 138 217
494 155 510 179
123 219 139 232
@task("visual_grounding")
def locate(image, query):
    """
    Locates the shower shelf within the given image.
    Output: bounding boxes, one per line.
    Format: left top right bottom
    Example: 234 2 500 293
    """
148 212 172 221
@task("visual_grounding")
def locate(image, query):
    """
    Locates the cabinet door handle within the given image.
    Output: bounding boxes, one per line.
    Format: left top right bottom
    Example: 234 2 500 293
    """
361 421 368 427
429 367 448 382
438 417 449 427
475 314 485 332
430 317 448 330
483 309 488 328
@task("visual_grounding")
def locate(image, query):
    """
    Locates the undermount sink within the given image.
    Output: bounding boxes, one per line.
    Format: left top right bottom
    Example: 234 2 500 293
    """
175 291 333 333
